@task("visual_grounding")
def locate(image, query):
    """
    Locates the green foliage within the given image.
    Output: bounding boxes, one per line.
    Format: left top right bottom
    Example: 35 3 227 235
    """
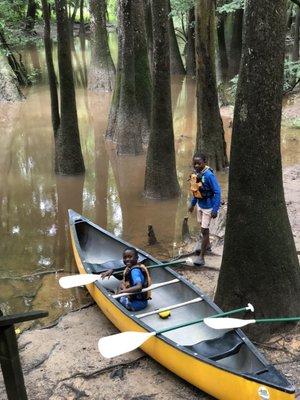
0 0 39 48
283 59 300 93
107 0 117 23
219 60 300 105
290 117 300 128
217 75 238 106
170 0 194 16
217 0 244 14
27 67 40 84
0 0 26 26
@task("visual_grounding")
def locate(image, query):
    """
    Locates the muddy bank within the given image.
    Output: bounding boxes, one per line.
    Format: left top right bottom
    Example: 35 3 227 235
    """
0 165 299 400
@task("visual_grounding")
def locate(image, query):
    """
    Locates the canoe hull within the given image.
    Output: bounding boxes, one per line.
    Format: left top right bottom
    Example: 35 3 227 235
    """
69 211 295 400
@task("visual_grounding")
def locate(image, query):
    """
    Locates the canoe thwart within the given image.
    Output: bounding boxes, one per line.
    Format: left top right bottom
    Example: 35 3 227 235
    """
136 297 203 318
112 278 180 299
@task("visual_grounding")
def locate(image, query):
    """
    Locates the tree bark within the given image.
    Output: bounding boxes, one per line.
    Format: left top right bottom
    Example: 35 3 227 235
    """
69 0 80 36
25 0 37 31
112 0 143 155
144 0 180 199
217 13 229 80
132 0 152 143
214 0 300 337
88 0 115 91
79 0 85 35
106 0 151 155
41 0 60 133
195 0 228 171
0 58 24 101
167 0 186 75
229 8 243 77
55 0 85 175
292 6 300 61
144 0 153 73
186 7 196 76
0 29 30 86
286 3 294 29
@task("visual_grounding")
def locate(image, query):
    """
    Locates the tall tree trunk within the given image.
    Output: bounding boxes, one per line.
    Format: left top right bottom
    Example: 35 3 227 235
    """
186 7 196 76
292 6 300 61
167 0 186 75
133 0 152 143
229 8 243 77
286 3 294 29
25 0 37 31
79 0 85 35
55 0 85 175
144 0 153 73
144 0 180 199
195 1 228 171
106 0 151 154
217 13 229 80
88 0 115 91
69 0 80 36
215 0 300 337
41 0 60 133
112 0 143 155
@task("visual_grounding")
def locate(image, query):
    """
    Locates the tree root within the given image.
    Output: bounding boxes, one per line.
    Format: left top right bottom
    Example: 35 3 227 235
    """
2 269 64 280
57 355 147 384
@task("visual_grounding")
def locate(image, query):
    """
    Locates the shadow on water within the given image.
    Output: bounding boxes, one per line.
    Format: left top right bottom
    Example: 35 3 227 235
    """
0 37 299 325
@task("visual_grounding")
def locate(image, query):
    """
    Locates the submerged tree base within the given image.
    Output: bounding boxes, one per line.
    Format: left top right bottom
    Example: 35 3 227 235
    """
0 59 25 102
88 66 115 92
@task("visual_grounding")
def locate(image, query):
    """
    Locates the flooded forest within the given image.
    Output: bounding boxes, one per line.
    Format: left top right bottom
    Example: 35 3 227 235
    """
0 2 300 397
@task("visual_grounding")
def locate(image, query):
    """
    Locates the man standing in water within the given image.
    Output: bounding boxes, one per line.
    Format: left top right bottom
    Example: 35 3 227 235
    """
188 153 221 266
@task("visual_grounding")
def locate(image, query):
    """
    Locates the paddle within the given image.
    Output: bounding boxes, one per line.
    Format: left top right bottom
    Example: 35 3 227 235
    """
204 316 300 330
59 259 186 289
98 304 254 358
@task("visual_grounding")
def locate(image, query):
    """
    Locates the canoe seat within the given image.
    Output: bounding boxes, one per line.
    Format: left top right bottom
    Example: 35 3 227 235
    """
186 331 244 361
86 255 147 274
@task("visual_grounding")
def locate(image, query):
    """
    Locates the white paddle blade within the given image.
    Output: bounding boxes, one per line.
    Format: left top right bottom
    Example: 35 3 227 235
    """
98 331 156 358
59 274 98 289
204 317 256 330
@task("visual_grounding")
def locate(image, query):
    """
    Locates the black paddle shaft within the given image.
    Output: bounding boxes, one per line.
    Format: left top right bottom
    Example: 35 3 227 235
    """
0 310 48 400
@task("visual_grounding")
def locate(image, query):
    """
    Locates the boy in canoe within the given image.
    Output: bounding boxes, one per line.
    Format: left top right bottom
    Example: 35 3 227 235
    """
101 247 151 311
188 153 221 266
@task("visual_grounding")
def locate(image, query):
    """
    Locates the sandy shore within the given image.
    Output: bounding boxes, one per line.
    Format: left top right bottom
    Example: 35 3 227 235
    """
0 165 299 400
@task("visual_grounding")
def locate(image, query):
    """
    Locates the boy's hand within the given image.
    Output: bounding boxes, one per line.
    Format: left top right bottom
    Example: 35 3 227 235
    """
101 269 114 279
211 211 218 219
188 205 194 213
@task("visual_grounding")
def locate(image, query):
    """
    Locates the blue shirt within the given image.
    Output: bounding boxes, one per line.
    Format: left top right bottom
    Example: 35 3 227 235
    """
130 268 145 286
191 168 221 214
130 268 146 301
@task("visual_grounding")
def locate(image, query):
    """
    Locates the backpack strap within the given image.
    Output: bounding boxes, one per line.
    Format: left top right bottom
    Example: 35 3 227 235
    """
123 264 152 300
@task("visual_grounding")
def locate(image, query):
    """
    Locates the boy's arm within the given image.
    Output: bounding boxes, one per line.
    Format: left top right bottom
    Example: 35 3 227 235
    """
188 196 198 212
118 269 143 294
208 174 221 215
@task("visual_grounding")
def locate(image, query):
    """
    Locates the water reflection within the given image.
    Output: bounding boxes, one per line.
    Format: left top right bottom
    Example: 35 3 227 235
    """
0 38 299 325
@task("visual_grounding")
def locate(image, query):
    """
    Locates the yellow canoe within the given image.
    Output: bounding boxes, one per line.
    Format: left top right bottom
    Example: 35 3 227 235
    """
68 209 295 400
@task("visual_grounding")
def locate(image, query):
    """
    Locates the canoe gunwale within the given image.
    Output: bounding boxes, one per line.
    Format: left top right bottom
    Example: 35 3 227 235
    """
68 209 295 395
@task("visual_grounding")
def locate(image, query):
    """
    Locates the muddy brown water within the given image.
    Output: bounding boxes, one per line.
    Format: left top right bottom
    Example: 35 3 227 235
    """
0 38 299 327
